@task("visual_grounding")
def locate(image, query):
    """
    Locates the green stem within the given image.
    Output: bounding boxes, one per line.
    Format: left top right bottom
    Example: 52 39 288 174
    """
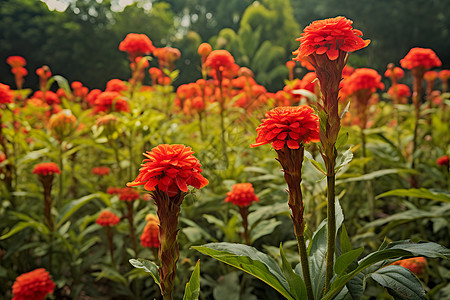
126 201 138 257
58 142 63 204
361 128 375 220
297 234 314 300
324 174 336 294
239 206 251 245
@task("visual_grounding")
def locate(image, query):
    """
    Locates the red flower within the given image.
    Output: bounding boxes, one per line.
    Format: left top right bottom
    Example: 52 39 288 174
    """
205 50 235 73
118 187 140 201
400 48 442 70
347 68 385 94
149 67 163 82
93 92 130 114
106 79 128 92
12 268 55 300
392 257 427 275
127 144 209 197
140 214 160 248
7 56 26 68
33 91 60 105
0 83 14 104
12 67 28 77
437 155 449 166
424 70 438 82
107 187 121 195
286 61 296 70
86 89 101 106
198 43 212 57
71 81 83 90
225 183 259 207
32 162 61 176
48 110 78 140
251 106 320 150
119 33 155 58
96 210 120 226
439 70 450 81
92 166 110 176
388 84 411 103
293 16 370 61
384 67 404 80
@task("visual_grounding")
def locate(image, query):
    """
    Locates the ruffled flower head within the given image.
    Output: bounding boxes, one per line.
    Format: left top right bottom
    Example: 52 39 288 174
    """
118 187 140 201
437 155 449 166
140 214 160 248
198 43 212 57
384 67 404 80
32 162 61 176
91 166 110 176
251 105 320 150
12 268 55 300
424 71 438 82
48 109 78 141
400 48 442 70
93 92 129 114
96 210 120 226
7 56 26 68
0 83 14 105
119 33 155 59
293 16 370 61
225 183 259 207
347 68 385 94
106 79 128 92
205 50 235 73
127 144 209 197
439 70 450 81
388 84 411 103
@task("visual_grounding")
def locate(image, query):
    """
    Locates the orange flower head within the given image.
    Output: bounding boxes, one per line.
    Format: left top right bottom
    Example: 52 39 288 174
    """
400 48 442 70
286 61 296 70
198 43 212 57
91 166 110 176
384 67 404 80
96 210 120 226
32 162 61 176
388 84 411 103
251 105 320 150
106 79 128 92
33 91 60 105
424 71 438 82
238 67 254 78
36 67 51 78
392 257 427 275
119 33 155 58
347 68 385 94
12 268 55 300
7 56 26 68
107 187 121 195
0 83 14 104
127 144 209 197
225 183 259 207
71 81 83 90
439 70 450 81
293 16 370 61
205 50 235 73
12 67 28 77
342 65 355 77
48 110 77 140
437 155 449 166
93 92 129 114
141 214 160 248
86 89 101 106
149 67 163 81
118 187 140 201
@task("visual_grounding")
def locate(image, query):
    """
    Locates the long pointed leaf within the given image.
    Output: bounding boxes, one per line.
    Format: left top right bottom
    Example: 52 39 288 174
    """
183 260 201 300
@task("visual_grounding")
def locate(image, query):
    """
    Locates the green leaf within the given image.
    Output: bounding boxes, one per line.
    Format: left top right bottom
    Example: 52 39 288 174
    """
334 247 364 275
192 242 293 300
370 265 426 300
129 258 161 288
280 244 306 300
377 188 450 203
251 219 282 242
94 266 128 286
56 193 99 229
336 169 415 184
335 148 353 172
0 221 49 240
340 224 352 254
304 151 326 175
183 260 201 300
387 240 450 259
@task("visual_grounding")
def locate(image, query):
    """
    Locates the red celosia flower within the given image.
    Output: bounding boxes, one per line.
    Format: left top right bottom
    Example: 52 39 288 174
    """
107 187 121 195
437 155 449 166
400 48 442 70
71 81 83 90
140 214 160 248
96 210 120 226
251 106 320 150
48 110 78 140
293 16 370 61
388 84 411 102
106 79 128 92
32 162 61 176
286 61 296 70
384 67 404 80
205 50 235 73
149 67 163 83
93 92 129 114
225 183 259 207
119 33 155 59
347 68 385 94
0 83 14 104
12 268 55 300
36 67 51 78
342 65 354 77
33 91 60 105
198 43 212 57
96 114 117 127
127 144 209 197
392 257 427 275
424 71 438 82
439 70 450 81
92 166 110 176
86 89 101 106
56 88 67 99
118 187 140 201
7 56 26 68
12 67 28 77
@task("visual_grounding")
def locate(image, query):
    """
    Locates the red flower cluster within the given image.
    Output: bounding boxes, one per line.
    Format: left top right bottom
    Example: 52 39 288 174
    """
346 68 385 94
424 71 438 82
198 43 212 58
36 67 52 79
140 214 160 248
32 162 61 176
384 67 404 80
107 187 121 195
388 84 411 104
293 16 370 61
93 92 130 114
91 166 110 176
119 33 155 59
48 110 78 140
106 79 129 93
437 155 449 166
225 183 259 207
392 257 427 275
118 187 140 201
32 91 60 106
0 83 14 104
439 70 450 81
12 268 55 300
400 48 442 70
127 144 209 197
205 50 235 73
251 106 320 150
7 56 26 68
96 210 120 227
154 47 181 70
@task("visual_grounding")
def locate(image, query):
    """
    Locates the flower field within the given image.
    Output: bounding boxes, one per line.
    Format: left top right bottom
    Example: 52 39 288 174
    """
1 10 450 300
